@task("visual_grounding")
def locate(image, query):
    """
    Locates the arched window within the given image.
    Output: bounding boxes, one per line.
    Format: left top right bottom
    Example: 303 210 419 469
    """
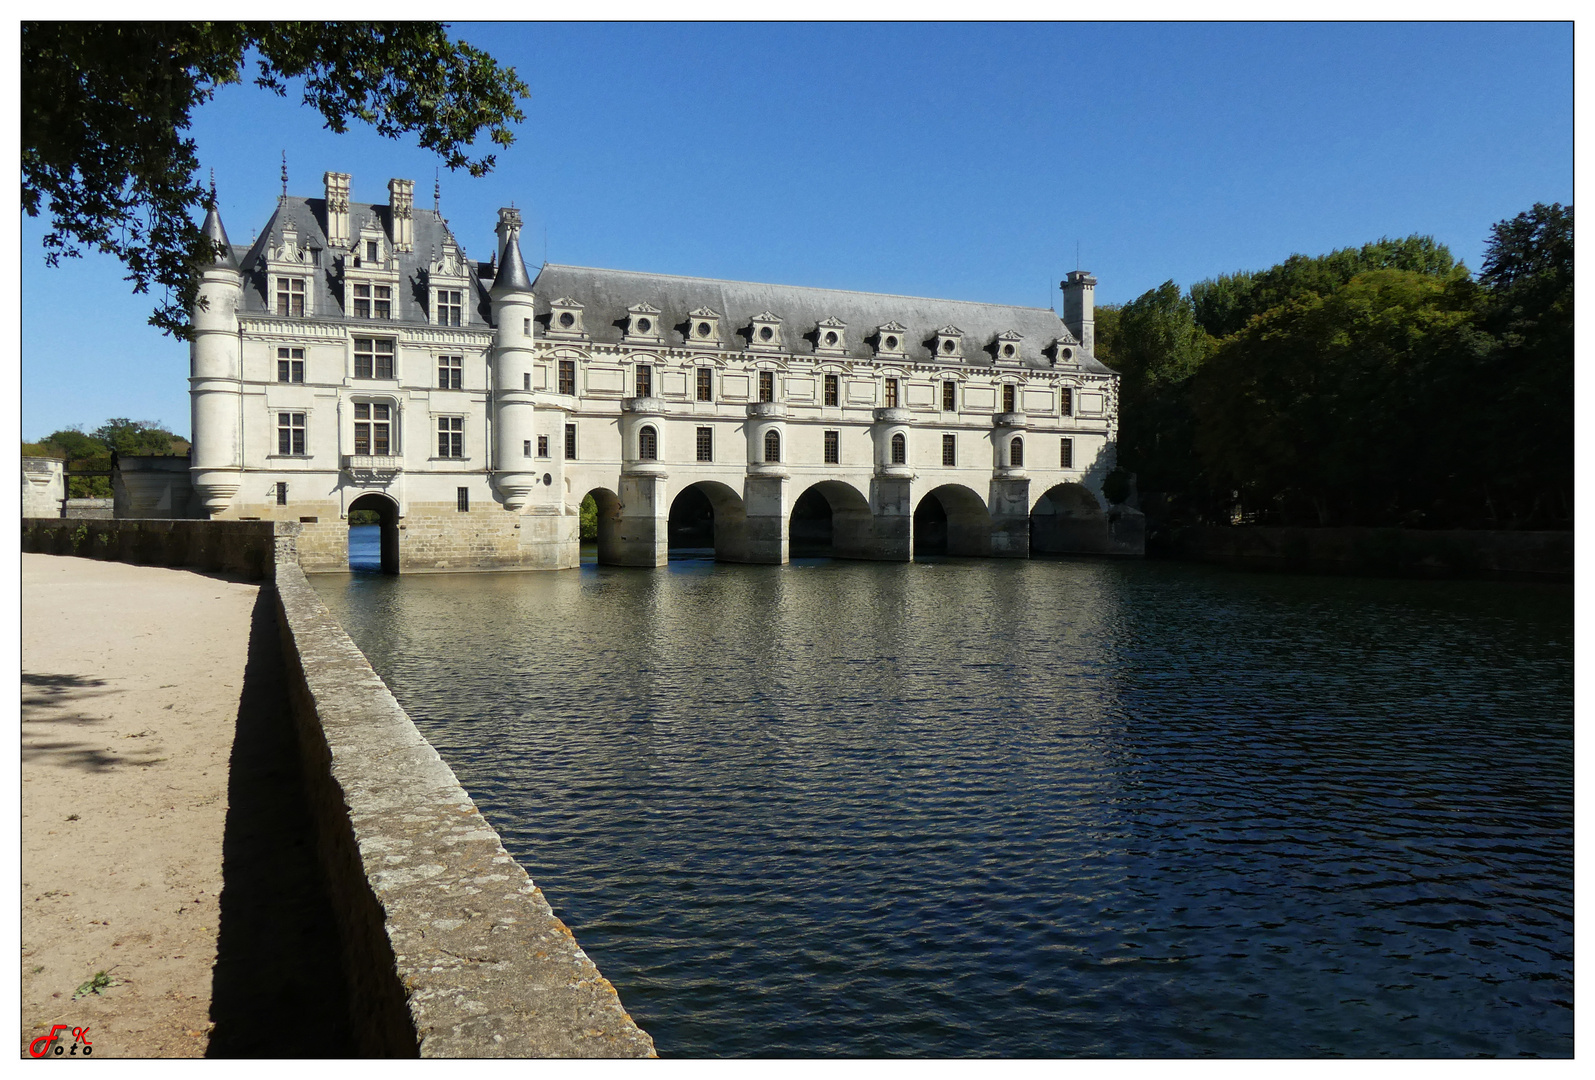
1009 436 1024 467
764 429 781 463
890 432 906 464
639 425 658 461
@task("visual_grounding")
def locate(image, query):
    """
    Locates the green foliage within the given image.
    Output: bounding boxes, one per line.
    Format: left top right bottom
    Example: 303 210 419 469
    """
1190 235 1463 339
73 970 116 999
580 494 598 541
1090 303 1121 368
22 23 529 339
347 509 380 526
1110 282 1214 497
26 419 181 497
1101 468 1133 506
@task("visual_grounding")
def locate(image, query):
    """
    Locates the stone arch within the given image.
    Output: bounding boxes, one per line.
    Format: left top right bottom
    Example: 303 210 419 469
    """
1030 481 1108 555
789 479 873 559
667 480 748 562
578 486 623 565
347 491 400 574
913 484 992 558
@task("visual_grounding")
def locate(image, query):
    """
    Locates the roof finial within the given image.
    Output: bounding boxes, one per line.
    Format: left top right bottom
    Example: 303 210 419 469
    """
434 168 440 213
280 151 288 201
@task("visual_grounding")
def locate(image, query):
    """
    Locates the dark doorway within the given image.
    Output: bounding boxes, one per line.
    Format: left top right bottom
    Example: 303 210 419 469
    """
347 493 399 574
789 487 834 557
914 493 949 557
668 485 715 553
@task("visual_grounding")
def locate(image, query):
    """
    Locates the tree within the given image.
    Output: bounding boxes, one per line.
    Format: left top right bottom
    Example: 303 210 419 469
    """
92 418 184 456
1109 282 1214 501
23 22 529 339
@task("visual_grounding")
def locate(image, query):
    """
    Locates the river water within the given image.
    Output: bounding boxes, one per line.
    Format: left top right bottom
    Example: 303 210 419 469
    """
322 531 1572 1057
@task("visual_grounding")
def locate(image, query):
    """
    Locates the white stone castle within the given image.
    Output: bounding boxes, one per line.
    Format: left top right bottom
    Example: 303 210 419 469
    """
187 171 1141 571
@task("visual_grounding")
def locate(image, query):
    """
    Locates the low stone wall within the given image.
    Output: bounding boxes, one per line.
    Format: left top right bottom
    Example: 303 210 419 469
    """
272 563 655 1057
21 518 299 581
1155 524 1573 580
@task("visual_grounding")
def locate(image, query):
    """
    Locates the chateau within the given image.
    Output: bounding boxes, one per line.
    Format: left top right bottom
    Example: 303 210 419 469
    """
187 172 1142 572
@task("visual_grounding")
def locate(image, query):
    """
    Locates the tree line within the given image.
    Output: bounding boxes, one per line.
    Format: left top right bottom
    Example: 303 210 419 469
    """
1095 203 1572 531
23 419 186 498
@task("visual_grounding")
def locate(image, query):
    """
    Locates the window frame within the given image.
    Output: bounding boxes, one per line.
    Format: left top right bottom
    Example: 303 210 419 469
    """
890 432 907 465
697 367 714 402
537 435 550 459
942 433 956 466
353 338 395 380
942 380 957 412
696 426 713 462
457 486 470 513
274 276 306 318
276 411 307 456
638 424 659 461
823 373 839 407
1009 436 1024 468
277 347 305 384
763 429 781 463
635 364 653 398
823 429 840 464
1061 388 1074 417
437 354 463 390
1002 383 1016 413
884 378 900 408
353 401 395 457
564 423 577 460
1060 437 1074 468
758 370 775 403
436 415 465 459
435 288 464 327
557 359 577 396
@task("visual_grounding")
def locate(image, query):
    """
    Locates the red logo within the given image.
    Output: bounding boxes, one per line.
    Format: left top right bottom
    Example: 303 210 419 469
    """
28 1026 91 1058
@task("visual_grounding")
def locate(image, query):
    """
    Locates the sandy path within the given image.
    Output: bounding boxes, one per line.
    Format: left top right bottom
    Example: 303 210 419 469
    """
20 554 258 1058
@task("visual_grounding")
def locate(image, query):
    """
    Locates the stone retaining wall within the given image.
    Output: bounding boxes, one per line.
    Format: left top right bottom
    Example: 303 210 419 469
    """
1154 524 1573 580
21 517 299 581
272 563 654 1057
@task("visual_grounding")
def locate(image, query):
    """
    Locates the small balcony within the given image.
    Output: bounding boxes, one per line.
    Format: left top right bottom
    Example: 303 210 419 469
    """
342 454 403 483
873 407 910 424
746 401 787 419
621 396 667 416
993 412 1027 429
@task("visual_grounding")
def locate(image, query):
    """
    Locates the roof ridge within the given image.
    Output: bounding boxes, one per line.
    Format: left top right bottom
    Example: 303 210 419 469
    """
539 263 1060 315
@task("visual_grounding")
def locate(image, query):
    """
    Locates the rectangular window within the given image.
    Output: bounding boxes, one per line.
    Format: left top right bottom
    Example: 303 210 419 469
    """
697 367 713 402
276 411 306 455
558 360 576 396
824 429 840 464
366 240 379 263
636 364 653 398
523 318 531 336
275 481 288 506
457 487 470 513
277 347 305 383
942 380 957 411
1060 437 1074 468
352 282 371 319
353 338 394 380
696 426 713 462
523 372 531 390
275 277 305 317
437 355 463 390
523 439 532 459
436 289 463 327
1061 388 1073 416
372 285 392 320
942 433 956 466
353 402 392 456
564 423 577 460
823 374 839 407
884 378 899 408
1002 384 1016 413
437 416 464 458
537 435 550 458
758 370 775 403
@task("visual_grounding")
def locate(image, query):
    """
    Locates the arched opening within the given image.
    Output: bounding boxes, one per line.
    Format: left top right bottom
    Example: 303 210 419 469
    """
763 429 781 463
1009 436 1024 468
789 480 872 559
579 487 623 565
347 492 400 574
914 484 991 558
1031 482 1108 555
668 481 748 562
639 425 658 461
890 432 907 464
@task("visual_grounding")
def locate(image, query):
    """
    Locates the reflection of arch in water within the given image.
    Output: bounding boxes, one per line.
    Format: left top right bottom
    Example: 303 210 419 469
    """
789 479 872 558
348 491 401 574
580 487 623 564
913 484 991 558
667 480 748 561
1030 482 1108 555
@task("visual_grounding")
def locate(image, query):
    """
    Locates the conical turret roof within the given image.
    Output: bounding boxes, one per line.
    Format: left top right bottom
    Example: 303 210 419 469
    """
201 203 238 270
490 230 533 297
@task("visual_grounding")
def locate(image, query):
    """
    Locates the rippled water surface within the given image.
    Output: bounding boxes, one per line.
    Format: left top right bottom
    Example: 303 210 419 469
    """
316 552 1572 1057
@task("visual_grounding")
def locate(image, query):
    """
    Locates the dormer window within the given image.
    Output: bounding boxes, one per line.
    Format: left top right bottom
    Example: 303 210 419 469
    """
427 237 471 327
365 239 379 263
994 330 1023 362
749 311 783 352
875 321 908 358
275 277 306 317
343 214 399 322
548 297 586 338
934 325 964 359
352 282 392 320
625 303 663 344
266 219 314 318
816 316 847 355
688 307 721 347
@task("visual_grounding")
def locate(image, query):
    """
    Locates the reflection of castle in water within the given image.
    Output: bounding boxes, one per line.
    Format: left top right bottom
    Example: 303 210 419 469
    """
180 170 1142 572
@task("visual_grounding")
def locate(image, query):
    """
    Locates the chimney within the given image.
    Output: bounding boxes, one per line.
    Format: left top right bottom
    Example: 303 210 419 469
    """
1061 271 1097 353
494 206 523 266
388 178 414 251
323 172 351 249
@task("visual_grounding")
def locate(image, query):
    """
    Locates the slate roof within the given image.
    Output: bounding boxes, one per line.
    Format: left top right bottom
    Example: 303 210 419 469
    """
233 196 490 326
523 263 1113 373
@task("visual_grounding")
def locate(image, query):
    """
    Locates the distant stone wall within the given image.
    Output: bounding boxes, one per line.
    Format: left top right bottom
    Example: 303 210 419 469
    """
272 563 656 1057
113 455 197 519
22 457 64 518
63 498 114 520
1156 525 1573 580
20 518 299 581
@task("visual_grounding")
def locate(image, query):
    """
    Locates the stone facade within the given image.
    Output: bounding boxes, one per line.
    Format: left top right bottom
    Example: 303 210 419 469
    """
190 172 1142 572
21 457 63 518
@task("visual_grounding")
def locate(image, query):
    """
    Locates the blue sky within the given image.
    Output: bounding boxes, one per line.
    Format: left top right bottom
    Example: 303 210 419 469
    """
19 21 1573 442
